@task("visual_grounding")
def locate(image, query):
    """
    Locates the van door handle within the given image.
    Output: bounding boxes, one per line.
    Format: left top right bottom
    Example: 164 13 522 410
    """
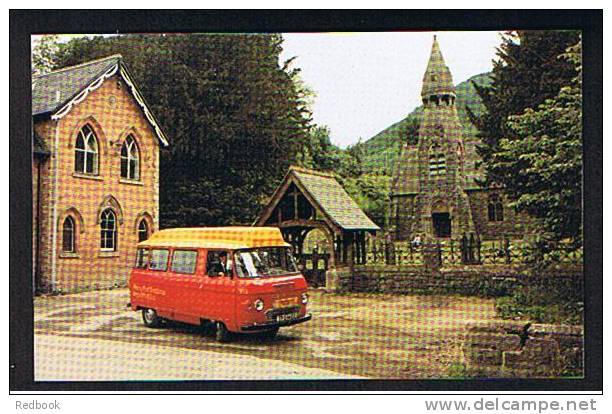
198 283 204 289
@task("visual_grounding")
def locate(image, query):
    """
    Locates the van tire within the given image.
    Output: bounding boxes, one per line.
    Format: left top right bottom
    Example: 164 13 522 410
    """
262 327 279 339
142 308 162 328
215 322 232 343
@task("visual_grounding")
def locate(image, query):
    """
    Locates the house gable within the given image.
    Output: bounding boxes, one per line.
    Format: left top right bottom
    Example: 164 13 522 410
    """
32 55 169 147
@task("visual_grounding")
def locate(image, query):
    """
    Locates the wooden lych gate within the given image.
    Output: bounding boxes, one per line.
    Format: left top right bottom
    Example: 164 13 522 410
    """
254 166 380 289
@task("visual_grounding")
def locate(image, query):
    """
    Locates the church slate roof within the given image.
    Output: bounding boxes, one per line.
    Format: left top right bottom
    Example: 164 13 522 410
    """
391 145 420 195
421 35 456 99
32 55 122 117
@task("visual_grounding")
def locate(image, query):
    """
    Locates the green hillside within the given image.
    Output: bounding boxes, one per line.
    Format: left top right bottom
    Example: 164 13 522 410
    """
360 72 492 175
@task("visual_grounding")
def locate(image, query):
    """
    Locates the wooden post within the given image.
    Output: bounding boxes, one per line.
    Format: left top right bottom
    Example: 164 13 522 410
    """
461 233 468 264
469 233 476 264
361 232 367 264
504 237 511 264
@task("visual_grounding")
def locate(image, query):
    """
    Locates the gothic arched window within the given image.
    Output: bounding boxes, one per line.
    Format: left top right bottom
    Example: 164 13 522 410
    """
138 219 149 242
121 135 140 180
100 208 117 251
488 194 504 222
62 216 75 253
75 125 99 174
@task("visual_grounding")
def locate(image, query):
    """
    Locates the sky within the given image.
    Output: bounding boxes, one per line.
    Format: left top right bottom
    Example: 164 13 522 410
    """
279 31 504 148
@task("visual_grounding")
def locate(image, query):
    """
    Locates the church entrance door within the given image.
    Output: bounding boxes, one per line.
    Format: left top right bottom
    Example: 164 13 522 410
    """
432 213 451 238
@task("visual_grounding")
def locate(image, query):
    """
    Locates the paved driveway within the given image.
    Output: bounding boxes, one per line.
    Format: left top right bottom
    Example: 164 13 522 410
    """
34 288 496 380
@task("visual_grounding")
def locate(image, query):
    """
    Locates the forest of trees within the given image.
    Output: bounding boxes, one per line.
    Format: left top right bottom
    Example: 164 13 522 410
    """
469 31 582 246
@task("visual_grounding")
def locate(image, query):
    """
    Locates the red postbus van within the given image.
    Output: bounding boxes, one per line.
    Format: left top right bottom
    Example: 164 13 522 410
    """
128 227 311 342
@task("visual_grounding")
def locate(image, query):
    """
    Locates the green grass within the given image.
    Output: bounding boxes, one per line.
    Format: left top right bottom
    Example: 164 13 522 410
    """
446 362 471 379
495 278 584 325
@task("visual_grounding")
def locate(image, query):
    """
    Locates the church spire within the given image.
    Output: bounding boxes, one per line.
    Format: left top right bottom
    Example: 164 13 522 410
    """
421 35 456 103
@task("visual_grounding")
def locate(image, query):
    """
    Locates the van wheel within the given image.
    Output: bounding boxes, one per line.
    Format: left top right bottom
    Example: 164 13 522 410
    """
215 322 232 343
142 308 162 328
262 327 279 339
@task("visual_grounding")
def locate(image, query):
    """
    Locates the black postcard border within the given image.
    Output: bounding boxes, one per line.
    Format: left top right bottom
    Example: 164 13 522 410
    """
9 9 603 393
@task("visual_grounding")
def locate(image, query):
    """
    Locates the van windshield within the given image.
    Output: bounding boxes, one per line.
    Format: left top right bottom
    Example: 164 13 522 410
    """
234 247 299 278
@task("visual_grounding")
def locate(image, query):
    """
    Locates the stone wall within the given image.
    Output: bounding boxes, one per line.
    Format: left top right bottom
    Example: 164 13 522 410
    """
348 265 581 297
462 321 584 377
466 189 533 241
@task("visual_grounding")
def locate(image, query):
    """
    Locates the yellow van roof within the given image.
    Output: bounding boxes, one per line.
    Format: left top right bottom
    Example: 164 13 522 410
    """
138 226 291 250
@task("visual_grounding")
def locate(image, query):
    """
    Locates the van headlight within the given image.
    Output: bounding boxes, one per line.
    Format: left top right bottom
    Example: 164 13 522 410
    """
254 299 264 311
301 293 308 304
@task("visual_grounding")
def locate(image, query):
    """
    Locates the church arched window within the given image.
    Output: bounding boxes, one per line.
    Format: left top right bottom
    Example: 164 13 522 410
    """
487 194 504 222
429 146 446 176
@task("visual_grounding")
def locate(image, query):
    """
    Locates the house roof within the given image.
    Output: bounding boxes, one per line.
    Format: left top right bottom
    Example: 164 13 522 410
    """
33 55 121 116
32 54 169 147
257 166 380 232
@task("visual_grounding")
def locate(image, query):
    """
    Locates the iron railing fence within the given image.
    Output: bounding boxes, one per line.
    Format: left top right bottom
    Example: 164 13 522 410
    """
363 235 583 267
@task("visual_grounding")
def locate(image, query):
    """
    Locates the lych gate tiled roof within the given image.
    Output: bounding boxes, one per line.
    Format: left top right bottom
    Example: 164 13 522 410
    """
32 55 122 116
290 167 380 231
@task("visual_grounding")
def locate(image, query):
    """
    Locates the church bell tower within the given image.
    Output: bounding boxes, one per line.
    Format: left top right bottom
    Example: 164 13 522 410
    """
390 36 474 240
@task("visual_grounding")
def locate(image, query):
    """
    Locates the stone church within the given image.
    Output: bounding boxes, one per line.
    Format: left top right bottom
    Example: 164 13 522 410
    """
389 37 532 242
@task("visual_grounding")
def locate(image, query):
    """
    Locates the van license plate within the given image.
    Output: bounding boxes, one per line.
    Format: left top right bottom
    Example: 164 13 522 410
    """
276 313 298 322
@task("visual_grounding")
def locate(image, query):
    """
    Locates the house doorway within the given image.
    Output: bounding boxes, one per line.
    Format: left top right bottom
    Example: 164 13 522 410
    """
432 212 451 238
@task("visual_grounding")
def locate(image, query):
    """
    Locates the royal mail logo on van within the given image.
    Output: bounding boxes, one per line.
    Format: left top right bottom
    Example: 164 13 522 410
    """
132 283 166 296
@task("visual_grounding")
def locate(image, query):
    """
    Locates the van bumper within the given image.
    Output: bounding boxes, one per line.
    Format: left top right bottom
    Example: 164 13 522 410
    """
240 314 312 332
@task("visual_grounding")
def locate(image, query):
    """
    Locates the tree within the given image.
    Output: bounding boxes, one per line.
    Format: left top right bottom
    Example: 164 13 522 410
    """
469 30 580 184
31 35 60 75
54 34 312 227
340 174 390 228
491 40 582 244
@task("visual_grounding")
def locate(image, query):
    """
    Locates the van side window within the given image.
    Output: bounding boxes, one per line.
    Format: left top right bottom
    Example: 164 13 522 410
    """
134 248 149 269
171 250 198 274
206 251 232 276
149 249 169 271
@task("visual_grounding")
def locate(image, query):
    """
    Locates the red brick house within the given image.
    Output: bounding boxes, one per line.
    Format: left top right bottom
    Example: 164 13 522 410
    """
32 55 169 293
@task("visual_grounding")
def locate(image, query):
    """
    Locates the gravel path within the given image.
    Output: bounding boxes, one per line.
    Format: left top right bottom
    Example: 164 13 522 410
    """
34 288 497 380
